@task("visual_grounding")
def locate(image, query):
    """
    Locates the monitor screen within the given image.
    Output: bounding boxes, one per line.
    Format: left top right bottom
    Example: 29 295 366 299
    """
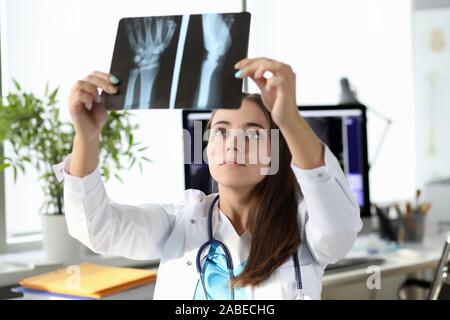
182 104 370 216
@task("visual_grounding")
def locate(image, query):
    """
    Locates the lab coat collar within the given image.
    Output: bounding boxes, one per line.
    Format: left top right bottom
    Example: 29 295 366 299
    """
189 193 251 267
181 192 297 300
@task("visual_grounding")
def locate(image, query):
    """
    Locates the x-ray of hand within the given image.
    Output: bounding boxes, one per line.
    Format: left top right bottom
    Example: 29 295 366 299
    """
104 12 250 110
126 17 177 68
124 17 177 109
143 17 177 65
202 14 234 62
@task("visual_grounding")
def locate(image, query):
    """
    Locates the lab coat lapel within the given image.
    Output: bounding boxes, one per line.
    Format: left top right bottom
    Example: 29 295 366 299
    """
181 194 222 299
181 209 210 299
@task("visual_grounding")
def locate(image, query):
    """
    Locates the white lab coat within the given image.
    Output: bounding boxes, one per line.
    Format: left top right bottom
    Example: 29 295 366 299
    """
52 144 362 300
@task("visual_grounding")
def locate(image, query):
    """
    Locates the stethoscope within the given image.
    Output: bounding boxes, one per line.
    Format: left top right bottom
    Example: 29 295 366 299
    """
195 194 310 300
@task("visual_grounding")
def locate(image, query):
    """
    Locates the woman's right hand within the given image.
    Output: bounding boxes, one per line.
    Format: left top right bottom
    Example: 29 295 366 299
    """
69 71 119 142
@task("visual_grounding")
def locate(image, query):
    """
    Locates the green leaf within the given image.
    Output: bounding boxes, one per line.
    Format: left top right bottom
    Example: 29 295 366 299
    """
13 166 17 183
17 162 25 173
114 173 124 184
0 163 11 171
128 133 134 147
138 146 149 152
129 157 136 169
12 79 21 91
48 87 60 103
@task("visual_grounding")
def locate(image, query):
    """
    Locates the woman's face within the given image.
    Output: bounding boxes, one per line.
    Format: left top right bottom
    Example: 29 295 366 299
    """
207 99 272 189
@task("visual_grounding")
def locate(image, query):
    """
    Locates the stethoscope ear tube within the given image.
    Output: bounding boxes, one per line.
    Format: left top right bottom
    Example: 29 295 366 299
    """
208 195 220 239
293 251 302 290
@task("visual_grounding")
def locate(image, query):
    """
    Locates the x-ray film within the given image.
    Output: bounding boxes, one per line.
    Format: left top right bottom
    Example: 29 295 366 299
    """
103 12 251 110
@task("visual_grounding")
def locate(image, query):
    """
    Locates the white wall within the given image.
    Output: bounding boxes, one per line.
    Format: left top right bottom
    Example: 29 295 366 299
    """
246 0 416 203
412 8 450 186
1 0 418 241
1 0 243 240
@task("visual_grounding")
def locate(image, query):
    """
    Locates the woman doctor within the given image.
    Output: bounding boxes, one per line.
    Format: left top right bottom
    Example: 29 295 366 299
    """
53 57 362 300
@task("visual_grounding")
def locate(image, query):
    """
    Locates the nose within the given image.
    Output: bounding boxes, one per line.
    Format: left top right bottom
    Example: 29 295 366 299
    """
226 138 239 152
225 131 244 153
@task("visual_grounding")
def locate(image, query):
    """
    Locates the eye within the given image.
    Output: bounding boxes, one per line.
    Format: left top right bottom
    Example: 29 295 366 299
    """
212 128 226 137
245 129 260 140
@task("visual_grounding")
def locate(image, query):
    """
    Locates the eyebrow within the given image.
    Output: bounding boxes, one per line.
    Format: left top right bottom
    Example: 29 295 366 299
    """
211 120 266 129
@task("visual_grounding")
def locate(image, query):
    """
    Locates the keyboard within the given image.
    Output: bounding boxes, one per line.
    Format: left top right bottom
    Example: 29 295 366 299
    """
325 257 385 273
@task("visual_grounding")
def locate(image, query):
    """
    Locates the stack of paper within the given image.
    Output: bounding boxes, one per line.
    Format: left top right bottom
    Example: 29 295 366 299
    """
17 262 157 299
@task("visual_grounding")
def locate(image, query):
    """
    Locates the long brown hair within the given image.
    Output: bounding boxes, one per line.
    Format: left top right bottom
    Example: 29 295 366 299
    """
206 93 302 288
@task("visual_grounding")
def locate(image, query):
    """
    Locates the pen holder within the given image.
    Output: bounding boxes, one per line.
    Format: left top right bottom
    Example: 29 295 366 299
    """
375 206 426 244
399 214 426 243
375 206 403 242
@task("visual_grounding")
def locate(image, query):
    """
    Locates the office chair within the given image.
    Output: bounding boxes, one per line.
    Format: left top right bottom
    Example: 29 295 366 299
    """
398 235 450 300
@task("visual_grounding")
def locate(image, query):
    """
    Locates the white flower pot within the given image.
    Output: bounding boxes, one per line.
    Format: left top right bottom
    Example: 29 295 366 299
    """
41 215 84 264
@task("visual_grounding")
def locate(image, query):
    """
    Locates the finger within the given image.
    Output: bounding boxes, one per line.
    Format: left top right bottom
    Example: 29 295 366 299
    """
234 57 274 69
92 71 119 85
265 75 286 91
248 74 267 90
73 91 95 111
239 59 285 79
72 80 100 102
234 57 256 69
254 65 274 80
83 74 118 95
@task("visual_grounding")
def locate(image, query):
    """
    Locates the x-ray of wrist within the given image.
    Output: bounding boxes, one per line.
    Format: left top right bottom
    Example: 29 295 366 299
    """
103 12 250 110
195 14 235 109
124 17 177 109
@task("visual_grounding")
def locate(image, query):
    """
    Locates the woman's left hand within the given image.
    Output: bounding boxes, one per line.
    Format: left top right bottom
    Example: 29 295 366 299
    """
235 57 325 169
234 57 300 128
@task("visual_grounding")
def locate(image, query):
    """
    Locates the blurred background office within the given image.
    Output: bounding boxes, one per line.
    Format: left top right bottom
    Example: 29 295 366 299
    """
0 0 449 300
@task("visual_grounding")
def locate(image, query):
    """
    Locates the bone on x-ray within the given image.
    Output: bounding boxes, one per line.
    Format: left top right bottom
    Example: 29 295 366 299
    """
102 12 251 111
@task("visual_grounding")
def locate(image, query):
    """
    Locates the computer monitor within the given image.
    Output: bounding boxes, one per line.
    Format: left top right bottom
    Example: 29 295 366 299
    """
182 103 371 216
298 105 370 216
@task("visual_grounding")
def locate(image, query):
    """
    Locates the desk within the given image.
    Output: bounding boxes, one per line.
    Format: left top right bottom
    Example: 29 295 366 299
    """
321 235 443 299
2 235 444 300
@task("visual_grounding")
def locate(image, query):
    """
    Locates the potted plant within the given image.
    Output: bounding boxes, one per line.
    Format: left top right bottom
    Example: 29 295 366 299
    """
0 80 150 263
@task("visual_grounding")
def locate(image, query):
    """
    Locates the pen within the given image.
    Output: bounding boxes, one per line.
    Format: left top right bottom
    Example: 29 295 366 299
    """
414 189 422 215
415 189 421 213
420 202 432 216
406 202 413 216
393 202 402 217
